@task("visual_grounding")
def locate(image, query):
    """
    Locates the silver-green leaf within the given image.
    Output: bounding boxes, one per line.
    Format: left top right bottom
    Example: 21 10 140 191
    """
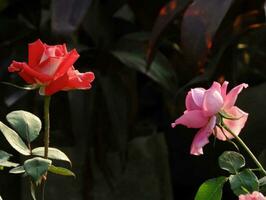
7 110 42 143
0 150 12 161
0 160 19 167
24 157 52 182
0 122 30 155
32 147 71 165
9 165 25 174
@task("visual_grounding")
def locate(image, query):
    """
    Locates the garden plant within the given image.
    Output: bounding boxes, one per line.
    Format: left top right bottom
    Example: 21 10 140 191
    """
1 0 266 200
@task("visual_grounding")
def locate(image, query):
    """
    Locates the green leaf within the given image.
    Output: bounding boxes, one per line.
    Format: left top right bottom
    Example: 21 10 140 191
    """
259 176 266 194
30 181 36 200
0 122 30 155
9 166 25 174
195 176 228 200
111 38 178 92
229 169 259 196
0 160 19 167
218 151 245 174
24 157 52 182
1 82 39 90
48 165 75 177
0 150 12 161
32 147 71 165
259 176 266 186
147 0 192 67
6 110 42 143
0 150 18 168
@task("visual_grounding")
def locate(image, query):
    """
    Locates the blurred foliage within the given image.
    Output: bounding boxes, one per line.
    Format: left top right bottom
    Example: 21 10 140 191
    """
0 0 266 199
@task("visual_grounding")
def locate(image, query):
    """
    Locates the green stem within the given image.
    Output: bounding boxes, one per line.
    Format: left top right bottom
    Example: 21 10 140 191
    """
41 95 51 200
44 96 51 158
222 124 266 176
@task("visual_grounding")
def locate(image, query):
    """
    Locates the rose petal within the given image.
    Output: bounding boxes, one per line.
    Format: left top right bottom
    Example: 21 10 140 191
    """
190 116 216 155
203 83 223 116
239 191 265 200
62 70 95 91
223 83 248 109
8 61 35 84
40 44 66 63
36 57 64 76
28 39 45 67
185 91 201 110
53 49 80 80
215 106 248 140
44 73 69 95
191 88 205 107
171 110 208 128
8 61 51 83
221 81 228 100
44 69 95 95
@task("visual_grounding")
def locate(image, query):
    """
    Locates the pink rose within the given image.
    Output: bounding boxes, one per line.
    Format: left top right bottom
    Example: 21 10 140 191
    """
239 191 266 200
8 39 94 95
171 81 248 155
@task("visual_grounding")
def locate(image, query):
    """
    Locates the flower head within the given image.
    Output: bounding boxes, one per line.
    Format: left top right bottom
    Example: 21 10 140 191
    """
8 39 95 95
239 191 266 200
171 81 248 155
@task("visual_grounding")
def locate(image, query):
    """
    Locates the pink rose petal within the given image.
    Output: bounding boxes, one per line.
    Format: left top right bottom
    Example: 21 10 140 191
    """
223 83 248 109
171 110 208 128
185 91 201 110
191 88 205 107
239 191 266 200
203 86 223 116
190 116 216 155
215 106 248 140
221 81 228 100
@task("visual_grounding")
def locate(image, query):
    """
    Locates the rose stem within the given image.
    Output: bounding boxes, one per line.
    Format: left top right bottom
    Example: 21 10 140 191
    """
222 123 266 176
41 95 51 200
44 95 51 158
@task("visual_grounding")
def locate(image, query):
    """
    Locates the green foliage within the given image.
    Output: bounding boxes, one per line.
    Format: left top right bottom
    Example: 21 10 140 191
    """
112 36 178 92
0 151 20 170
48 165 75 177
218 151 245 174
6 110 42 143
0 122 30 155
259 176 266 194
0 161 19 168
229 169 259 196
32 147 71 165
195 176 228 200
24 157 52 183
30 181 37 200
9 166 25 174
0 150 12 161
0 0 265 199
147 0 192 67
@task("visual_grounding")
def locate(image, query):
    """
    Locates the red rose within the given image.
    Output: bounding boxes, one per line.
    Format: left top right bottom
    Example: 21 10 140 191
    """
8 39 95 95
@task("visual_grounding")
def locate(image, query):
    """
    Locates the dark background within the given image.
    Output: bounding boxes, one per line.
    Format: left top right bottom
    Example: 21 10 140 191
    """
1 0 266 199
